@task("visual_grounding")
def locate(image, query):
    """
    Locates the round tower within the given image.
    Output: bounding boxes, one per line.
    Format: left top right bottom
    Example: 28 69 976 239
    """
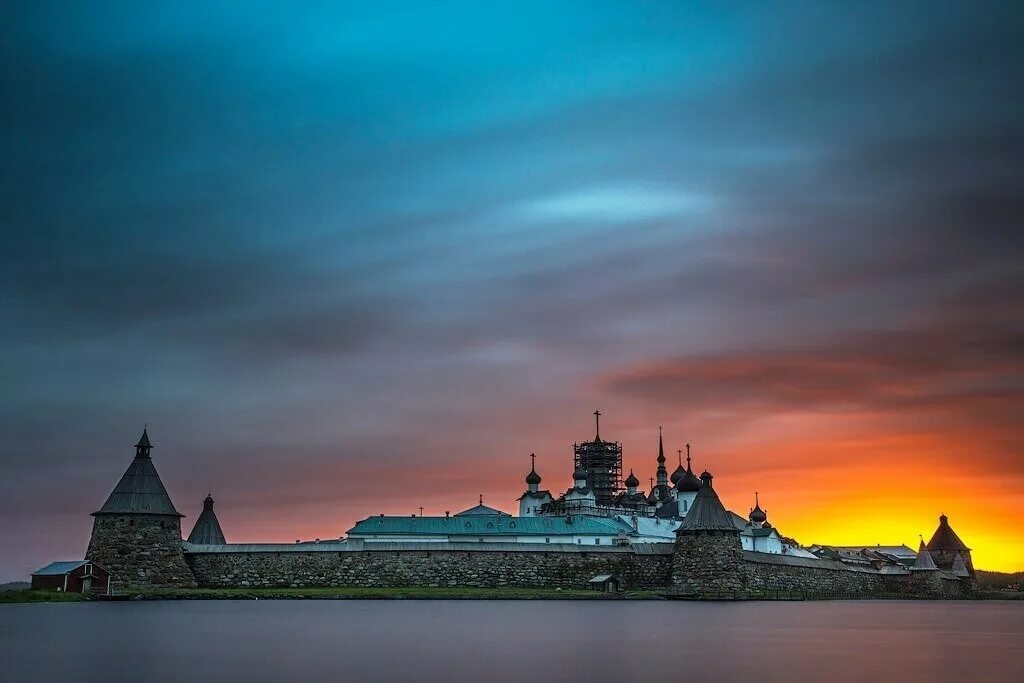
86 429 196 589
671 470 745 596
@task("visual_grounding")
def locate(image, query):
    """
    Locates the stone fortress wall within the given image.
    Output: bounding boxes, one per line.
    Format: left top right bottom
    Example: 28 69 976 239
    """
180 540 973 598
186 543 673 590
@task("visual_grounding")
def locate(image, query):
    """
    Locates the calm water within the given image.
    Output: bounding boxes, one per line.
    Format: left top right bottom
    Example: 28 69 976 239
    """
1 600 1022 683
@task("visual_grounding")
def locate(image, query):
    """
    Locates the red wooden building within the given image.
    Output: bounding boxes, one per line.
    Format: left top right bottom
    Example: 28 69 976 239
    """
31 560 110 594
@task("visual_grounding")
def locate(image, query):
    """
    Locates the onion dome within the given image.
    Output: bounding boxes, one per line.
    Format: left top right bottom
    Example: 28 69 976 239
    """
525 453 541 486
624 470 640 488
670 463 686 485
677 468 702 493
749 492 767 524
675 444 702 492
573 465 589 482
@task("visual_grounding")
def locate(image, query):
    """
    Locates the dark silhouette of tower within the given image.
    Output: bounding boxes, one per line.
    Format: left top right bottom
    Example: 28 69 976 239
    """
573 410 623 506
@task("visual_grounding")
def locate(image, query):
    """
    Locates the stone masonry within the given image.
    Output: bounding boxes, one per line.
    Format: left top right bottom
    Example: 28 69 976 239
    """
87 514 196 588
671 530 745 594
187 545 673 590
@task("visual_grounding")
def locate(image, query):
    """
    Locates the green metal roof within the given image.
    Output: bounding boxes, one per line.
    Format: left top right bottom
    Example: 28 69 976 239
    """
347 514 632 537
32 561 87 576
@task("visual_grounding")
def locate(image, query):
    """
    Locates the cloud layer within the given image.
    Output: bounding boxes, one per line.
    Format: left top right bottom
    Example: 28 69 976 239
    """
2 2 1023 578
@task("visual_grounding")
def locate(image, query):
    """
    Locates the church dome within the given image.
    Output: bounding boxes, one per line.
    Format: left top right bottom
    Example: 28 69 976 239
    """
670 464 686 485
624 470 639 488
525 454 542 486
677 468 702 493
749 494 767 524
573 466 588 482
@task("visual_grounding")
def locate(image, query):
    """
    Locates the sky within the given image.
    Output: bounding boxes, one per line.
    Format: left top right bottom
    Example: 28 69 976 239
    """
1 2 1022 580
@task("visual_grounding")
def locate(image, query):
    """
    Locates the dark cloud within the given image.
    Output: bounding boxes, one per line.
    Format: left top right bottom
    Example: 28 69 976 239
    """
604 285 1024 417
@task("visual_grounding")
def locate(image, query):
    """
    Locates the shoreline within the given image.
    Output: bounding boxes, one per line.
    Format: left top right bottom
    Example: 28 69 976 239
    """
3 587 1022 604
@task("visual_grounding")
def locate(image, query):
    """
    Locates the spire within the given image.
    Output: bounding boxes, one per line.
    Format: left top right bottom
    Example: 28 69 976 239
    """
135 427 153 458
187 493 226 545
912 540 938 571
593 410 602 441
686 442 692 470
655 430 669 487
94 429 182 517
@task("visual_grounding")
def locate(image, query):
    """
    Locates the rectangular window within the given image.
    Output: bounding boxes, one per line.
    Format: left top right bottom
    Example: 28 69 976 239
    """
545 537 550 543
594 538 600 545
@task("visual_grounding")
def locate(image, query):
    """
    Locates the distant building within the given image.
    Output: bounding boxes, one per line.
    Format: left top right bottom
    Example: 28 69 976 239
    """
31 560 109 594
346 505 678 545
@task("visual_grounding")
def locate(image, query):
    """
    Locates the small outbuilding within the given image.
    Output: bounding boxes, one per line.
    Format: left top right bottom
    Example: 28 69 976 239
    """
588 573 620 593
31 561 110 594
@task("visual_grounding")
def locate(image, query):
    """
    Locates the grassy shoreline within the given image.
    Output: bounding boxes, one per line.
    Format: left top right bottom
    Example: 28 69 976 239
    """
3 587 1021 604
1 587 661 603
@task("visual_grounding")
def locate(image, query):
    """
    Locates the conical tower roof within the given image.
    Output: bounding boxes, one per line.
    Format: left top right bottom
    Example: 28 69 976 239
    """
949 552 970 578
677 471 737 533
93 429 183 517
912 541 938 571
926 514 969 551
187 494 226 544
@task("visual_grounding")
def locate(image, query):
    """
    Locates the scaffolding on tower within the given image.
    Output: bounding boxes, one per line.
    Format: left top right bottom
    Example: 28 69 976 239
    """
574 410 623 507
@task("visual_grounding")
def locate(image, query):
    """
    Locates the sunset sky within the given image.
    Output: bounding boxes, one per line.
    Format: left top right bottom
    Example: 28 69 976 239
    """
2 2 1022 580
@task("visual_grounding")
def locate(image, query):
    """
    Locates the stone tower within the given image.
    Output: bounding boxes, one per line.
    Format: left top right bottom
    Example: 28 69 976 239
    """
671 470 745 596
86 429 196 588
926 514 974 575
